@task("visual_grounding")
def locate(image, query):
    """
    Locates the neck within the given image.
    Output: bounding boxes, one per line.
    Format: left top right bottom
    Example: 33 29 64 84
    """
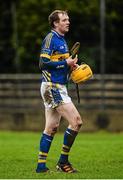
52 28 65 36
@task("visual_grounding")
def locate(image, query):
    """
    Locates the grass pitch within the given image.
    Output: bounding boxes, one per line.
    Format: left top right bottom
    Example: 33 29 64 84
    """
0 131 123 179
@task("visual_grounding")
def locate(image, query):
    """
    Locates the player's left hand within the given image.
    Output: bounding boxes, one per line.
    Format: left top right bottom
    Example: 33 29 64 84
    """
71 63 79 71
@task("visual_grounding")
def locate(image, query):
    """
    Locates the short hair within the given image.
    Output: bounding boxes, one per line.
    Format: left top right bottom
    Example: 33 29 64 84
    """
48 10 68 28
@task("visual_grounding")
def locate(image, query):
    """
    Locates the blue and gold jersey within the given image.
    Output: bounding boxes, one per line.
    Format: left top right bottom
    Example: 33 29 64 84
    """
40 30 70 84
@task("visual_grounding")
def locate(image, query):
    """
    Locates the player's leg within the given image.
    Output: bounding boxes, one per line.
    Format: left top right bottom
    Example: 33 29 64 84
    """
36 108 61 173
56 102 83 173
57 102 83 131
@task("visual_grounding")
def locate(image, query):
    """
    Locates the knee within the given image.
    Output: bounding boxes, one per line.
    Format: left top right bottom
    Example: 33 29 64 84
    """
73 115 83 131
77 116 83 130
51 126 58 136
44 124 59 136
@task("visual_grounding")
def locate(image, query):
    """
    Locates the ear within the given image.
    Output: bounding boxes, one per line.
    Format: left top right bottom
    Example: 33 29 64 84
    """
54 21 58 28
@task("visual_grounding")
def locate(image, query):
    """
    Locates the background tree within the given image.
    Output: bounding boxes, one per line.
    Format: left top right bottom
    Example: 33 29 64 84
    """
0 0 123 73
0 1 15 73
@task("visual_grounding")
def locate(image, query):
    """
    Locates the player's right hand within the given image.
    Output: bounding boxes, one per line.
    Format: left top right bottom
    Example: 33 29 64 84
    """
66 55 78 66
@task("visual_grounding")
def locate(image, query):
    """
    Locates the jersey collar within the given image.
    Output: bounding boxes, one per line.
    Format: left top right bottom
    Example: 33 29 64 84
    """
51 30 64 38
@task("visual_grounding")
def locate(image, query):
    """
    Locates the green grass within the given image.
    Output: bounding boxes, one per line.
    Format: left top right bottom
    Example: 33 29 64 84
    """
0 131 123 179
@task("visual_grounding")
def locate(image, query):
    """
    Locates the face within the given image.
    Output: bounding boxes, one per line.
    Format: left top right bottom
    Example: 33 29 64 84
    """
54 13 70 35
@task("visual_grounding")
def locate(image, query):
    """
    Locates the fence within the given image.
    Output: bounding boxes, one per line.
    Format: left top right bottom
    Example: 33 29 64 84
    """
0 74 123 111
70 74 123 110
0 74 123 131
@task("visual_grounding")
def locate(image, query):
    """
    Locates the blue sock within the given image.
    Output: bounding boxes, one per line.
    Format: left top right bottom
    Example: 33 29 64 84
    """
59 128 78 164
36 133 53 171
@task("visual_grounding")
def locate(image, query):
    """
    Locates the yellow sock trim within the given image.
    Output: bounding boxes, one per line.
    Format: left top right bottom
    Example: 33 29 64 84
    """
63 144 70 149
39 151 48 156
61 151 69 155
38 159 46 163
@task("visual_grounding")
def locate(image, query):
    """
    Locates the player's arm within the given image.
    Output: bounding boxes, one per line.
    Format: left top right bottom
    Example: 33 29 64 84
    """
39 52 78 70
39 34 69 70
39 33 77 70
39 55 67 70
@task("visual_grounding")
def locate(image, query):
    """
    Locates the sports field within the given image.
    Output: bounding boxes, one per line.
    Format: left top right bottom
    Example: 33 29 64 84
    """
0 131 123 179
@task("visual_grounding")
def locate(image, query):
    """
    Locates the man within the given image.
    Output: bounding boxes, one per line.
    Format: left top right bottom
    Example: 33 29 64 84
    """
36 10 83 173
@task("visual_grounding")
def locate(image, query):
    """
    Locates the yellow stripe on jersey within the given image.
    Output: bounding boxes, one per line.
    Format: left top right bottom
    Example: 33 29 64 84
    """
44 70 51 77
40 53 70 61
42 71 51 81
42 72 48 82
44 33 53 49
40 53 50 59
50 53 69 61
42 72 50 81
